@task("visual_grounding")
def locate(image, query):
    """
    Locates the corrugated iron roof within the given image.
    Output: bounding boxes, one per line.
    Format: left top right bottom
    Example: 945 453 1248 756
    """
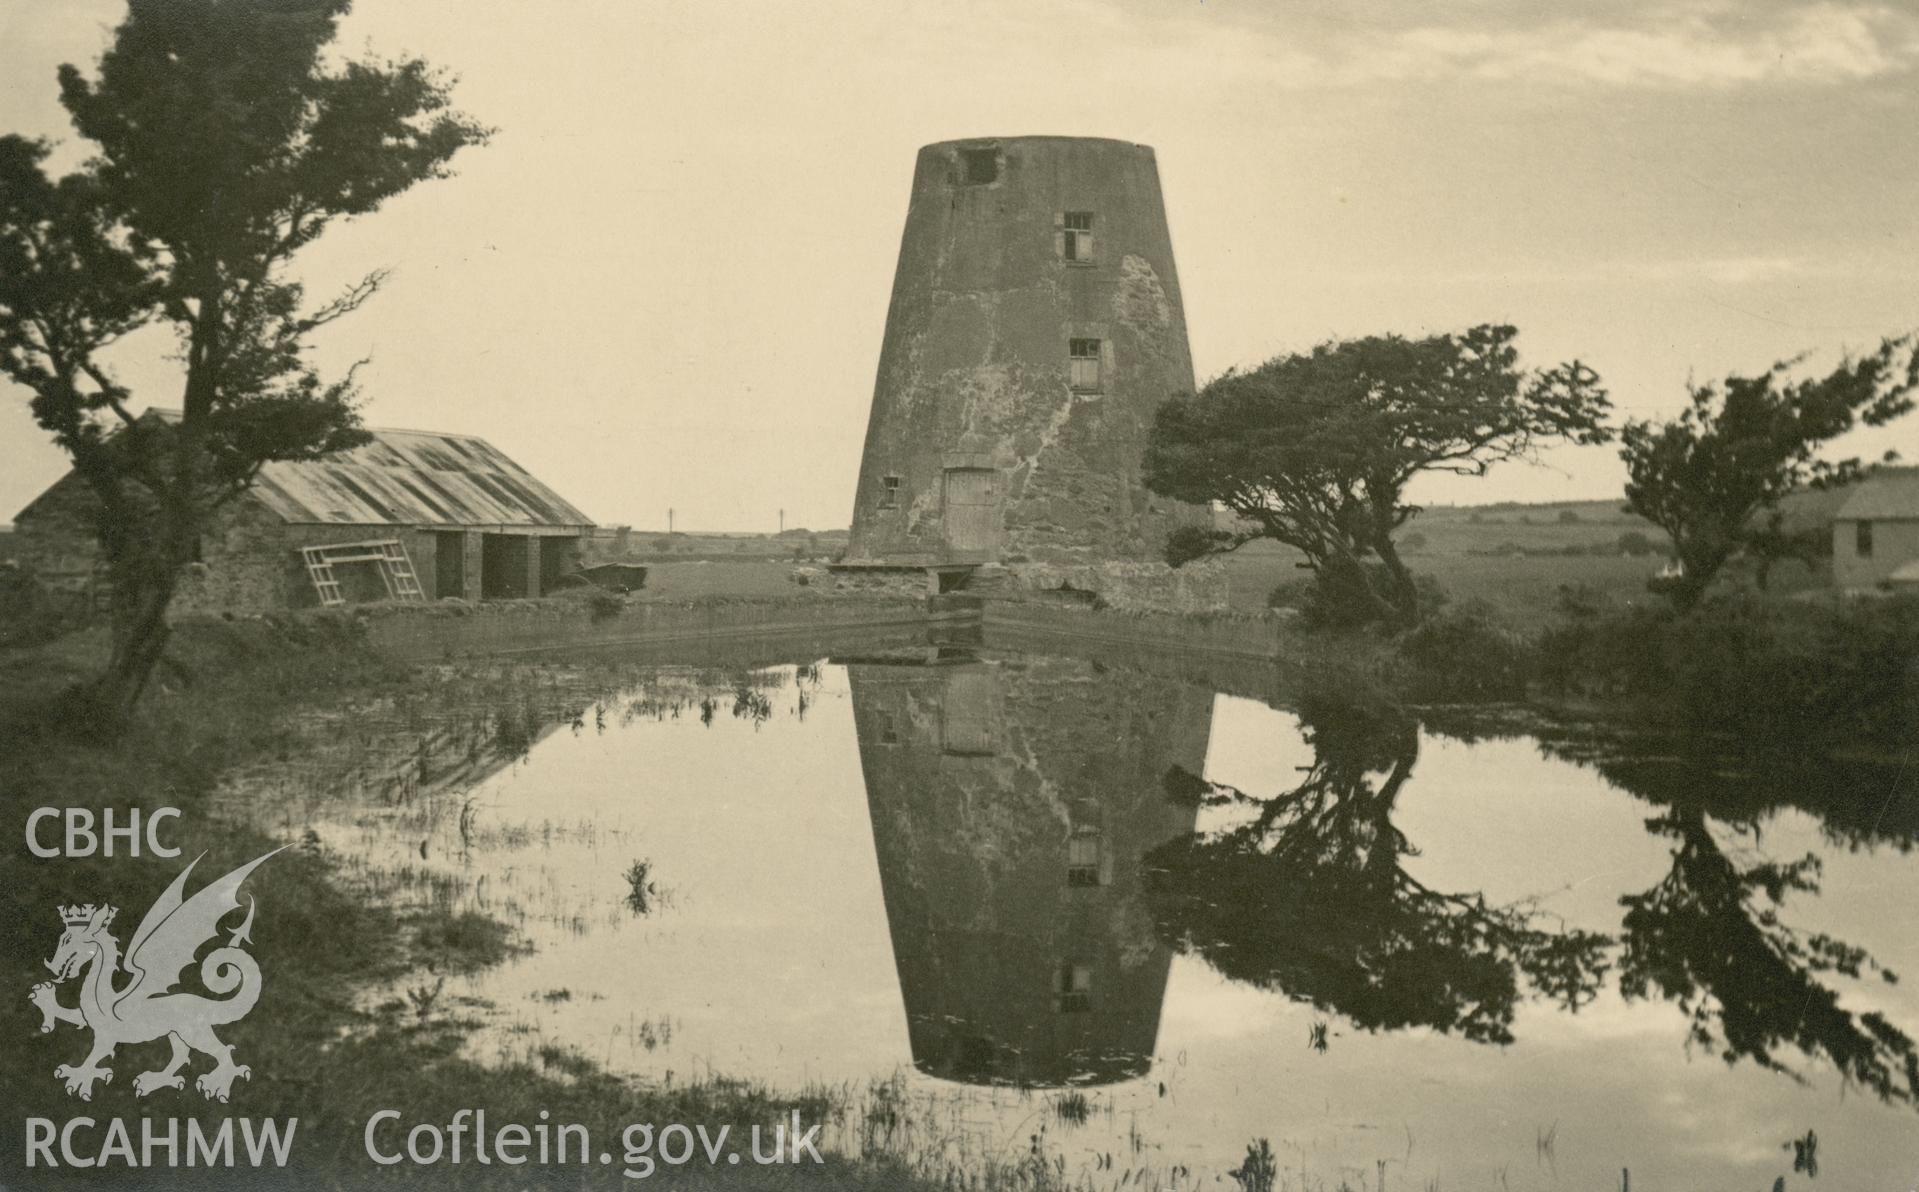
252 426 593 528
125 410 592 528
1834 468 1919 522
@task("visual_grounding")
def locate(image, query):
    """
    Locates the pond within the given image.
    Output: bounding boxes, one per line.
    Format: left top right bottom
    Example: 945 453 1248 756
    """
223 636 1919 1190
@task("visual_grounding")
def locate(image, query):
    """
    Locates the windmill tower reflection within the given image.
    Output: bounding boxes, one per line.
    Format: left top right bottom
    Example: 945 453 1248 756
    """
848 653 1210 1086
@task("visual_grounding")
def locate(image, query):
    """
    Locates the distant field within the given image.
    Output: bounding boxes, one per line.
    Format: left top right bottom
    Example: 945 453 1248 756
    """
1220 542 1669 630
634 560 800 600
593 529 847 563
630 505 1697 627
1220 506 1827 630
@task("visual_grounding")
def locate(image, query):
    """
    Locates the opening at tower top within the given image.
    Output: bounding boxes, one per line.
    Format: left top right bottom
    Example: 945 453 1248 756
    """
961 148 999 184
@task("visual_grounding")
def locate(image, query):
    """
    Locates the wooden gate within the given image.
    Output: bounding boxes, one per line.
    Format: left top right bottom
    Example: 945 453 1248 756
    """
941 468 1001 559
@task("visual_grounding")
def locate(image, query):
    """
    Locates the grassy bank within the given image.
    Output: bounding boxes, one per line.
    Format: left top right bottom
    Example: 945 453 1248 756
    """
0 618 971 1190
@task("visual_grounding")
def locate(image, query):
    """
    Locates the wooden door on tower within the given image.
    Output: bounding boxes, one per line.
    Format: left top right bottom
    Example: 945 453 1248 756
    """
941 468 1002 559
939 665 999 756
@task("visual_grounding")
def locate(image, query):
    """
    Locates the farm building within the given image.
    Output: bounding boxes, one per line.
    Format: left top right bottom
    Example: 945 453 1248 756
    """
1833 467 1919 591
10 415 594 614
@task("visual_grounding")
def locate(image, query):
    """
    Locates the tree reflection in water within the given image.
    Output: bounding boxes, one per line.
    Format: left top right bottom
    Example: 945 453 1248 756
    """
1146 694 1609 1045
1620 804 1918 1107
1149 693 1919 1110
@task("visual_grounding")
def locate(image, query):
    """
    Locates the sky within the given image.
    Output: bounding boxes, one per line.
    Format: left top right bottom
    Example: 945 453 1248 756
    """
3 0 1917 531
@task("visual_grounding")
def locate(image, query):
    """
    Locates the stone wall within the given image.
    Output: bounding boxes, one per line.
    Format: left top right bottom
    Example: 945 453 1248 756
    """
360 593 929 661
804 565 937 598
983 599 1309 663
1004 559 1227 614
9 470 104 604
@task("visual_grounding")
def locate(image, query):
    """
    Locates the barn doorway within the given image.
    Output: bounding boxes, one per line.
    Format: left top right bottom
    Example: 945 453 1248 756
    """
539 537 569 593
480 534 530 599
434 532 466 599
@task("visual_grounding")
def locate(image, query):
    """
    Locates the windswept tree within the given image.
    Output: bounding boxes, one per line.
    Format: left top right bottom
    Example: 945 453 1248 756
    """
1144 325 1609 628
0 0 488 722
1620 338 1918 610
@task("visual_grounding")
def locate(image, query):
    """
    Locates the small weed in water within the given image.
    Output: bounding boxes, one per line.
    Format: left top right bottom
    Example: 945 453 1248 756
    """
406 977 446 1020
624 858 658 915
1231 1138 1277 1192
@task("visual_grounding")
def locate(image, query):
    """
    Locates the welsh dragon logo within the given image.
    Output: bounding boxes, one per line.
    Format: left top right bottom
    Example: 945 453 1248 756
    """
29 848 282 1103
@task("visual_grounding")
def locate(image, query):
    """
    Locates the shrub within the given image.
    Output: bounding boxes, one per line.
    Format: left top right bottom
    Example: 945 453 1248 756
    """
1557 509 1581 524
584 587 625 621
1617 530 1655 556
1554 582 1607 621
1537 593 1919 747
1397 601 1531 701
1267 564 1447 629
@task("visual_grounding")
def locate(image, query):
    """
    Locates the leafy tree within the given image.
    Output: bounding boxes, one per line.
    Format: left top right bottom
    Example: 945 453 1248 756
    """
1145 325 1608 628
0 0 487 723
1620 339 1918 610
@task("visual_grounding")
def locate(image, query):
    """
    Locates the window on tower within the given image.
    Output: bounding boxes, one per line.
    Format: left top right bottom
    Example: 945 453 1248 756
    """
961 148 999 185
879 474 902 509
1069 338 1103 392
1061 211 1094 263
1066 828 1104 887
1055 963 1093 1013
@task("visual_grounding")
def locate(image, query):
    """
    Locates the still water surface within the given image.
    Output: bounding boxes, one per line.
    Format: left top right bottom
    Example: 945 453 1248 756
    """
227 645 1919 1189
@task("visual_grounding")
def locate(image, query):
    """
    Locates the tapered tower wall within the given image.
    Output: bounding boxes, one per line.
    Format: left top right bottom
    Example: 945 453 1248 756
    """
850 656 1210 1087
844 137 1215 592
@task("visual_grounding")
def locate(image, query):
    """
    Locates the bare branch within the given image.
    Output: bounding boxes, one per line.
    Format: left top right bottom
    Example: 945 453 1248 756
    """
299 268 392 332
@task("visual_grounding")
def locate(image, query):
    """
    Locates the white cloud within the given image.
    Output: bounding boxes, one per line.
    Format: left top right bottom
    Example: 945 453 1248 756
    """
1171 1 1919 90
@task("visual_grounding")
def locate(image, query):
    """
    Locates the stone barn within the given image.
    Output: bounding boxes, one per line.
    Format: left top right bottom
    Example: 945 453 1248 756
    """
1833 467 1919 591
12 418 594 614
837 136 1223 611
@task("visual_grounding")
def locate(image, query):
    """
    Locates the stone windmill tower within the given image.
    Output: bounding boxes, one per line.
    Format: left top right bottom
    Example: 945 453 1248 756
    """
839 136 1220 609
848 655 1210 1086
